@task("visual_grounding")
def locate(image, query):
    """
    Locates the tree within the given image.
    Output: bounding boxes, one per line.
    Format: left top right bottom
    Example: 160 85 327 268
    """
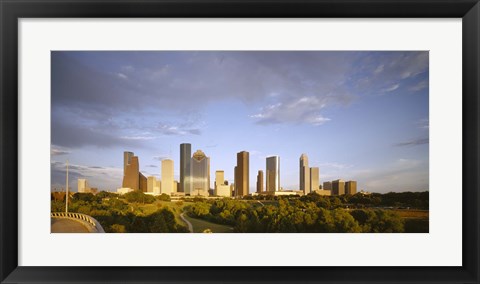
110 224 126 233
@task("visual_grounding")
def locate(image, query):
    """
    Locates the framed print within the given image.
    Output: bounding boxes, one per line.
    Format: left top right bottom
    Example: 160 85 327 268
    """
1 0 479 283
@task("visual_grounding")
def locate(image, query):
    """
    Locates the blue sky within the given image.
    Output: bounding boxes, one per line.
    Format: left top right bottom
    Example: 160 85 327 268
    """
51 51 429 193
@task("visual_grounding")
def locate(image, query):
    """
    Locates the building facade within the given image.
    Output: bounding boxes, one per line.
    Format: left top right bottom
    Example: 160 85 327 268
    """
147 176 156 193
215 170 230 197
256 170 264 193
332 179 345 196
299 154 310 195
310 167 319 192
345 180 357 195
77 179 89 193
323 181 332 191
266 156 280 192
179 143 192 193
191 150 209 196
236 151 249 196
161 159 174 195
123 156 140 191
123 151 134 174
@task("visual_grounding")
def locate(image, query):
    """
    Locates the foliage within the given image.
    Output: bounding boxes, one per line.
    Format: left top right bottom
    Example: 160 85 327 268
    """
156 193 171 201
124 190 156 204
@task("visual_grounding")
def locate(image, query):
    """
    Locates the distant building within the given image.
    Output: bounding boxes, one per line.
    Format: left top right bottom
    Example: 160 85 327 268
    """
123 151 134 174
310 167 319 192
173 181 178 193
155 180 161 195
123 155 140 191
233 166 238 196
266 156 280 192
147 176 156 193
299 154 310 195
332 179 345 196
77 179 89 193
314 189 332 196
179 143 192 193
117 187 134 195
345 180 357 195
161 159 174 195
215 170 230 197
236 151 249 196
256 170 264 193
323 181 332 191
191 150 209 196
139 173 147 192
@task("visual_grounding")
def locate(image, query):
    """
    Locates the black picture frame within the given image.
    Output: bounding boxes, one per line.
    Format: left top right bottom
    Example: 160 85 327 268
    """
1 0 479 283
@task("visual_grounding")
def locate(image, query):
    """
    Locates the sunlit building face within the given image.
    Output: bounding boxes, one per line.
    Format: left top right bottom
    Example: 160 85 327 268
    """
191 150 209 196
266 156 280 192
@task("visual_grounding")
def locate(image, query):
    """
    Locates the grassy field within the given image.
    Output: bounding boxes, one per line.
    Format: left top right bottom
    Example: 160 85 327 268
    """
182 214 233 233
393 209 429 219
136 200 192 228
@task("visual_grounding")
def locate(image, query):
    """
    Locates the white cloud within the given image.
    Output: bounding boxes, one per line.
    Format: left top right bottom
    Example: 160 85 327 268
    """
410 80 428 92
250 96 331 126
383 84 400 92
117 73 128 79
51 145 71 156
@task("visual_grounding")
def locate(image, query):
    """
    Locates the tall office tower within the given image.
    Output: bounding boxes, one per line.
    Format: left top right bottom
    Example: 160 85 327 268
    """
124 151 134 174
256 170 264 193
332 179 345 196
147 176 157 193
345 180 357 195
300 154 310 194
310 167 319 192
236 151 249 196
77 179 89 193
234 166 238 196
207 157 211 191
215 170 230 197
191 150 209 196
139 173 147 192
323 181 332 191
179 143 192 193
123 156 140 190
161 159 174 195
266 156 280 192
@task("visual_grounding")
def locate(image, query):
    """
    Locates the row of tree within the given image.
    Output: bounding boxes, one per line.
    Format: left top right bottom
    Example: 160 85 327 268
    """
186 196 423 233
51 192 186 233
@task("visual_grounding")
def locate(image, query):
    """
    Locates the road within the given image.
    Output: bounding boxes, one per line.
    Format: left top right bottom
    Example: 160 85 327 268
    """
180 212 193 233
51 218 90 233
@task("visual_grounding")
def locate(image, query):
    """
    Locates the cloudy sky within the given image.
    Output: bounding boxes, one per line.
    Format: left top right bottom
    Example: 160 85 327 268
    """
51 51 429 193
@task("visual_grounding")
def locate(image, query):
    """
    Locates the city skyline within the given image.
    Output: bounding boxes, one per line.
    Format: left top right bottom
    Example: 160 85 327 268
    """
51 51 429 193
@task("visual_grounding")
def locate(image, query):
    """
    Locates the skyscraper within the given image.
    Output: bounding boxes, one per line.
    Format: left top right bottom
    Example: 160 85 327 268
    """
345 181 357 195
123 156 140 191
191 150 209 196
266 156 280 192
332 179 345 195
300 154 310 195
234 166 238 196
179 143 192 193
310 167 319 192
77 179 89 193
161 159 174 195
256 170 264 193
236 151 249 196
123 151 134 174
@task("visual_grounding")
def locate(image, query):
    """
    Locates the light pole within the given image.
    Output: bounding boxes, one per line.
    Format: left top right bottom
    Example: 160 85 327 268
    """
65 160 69 213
